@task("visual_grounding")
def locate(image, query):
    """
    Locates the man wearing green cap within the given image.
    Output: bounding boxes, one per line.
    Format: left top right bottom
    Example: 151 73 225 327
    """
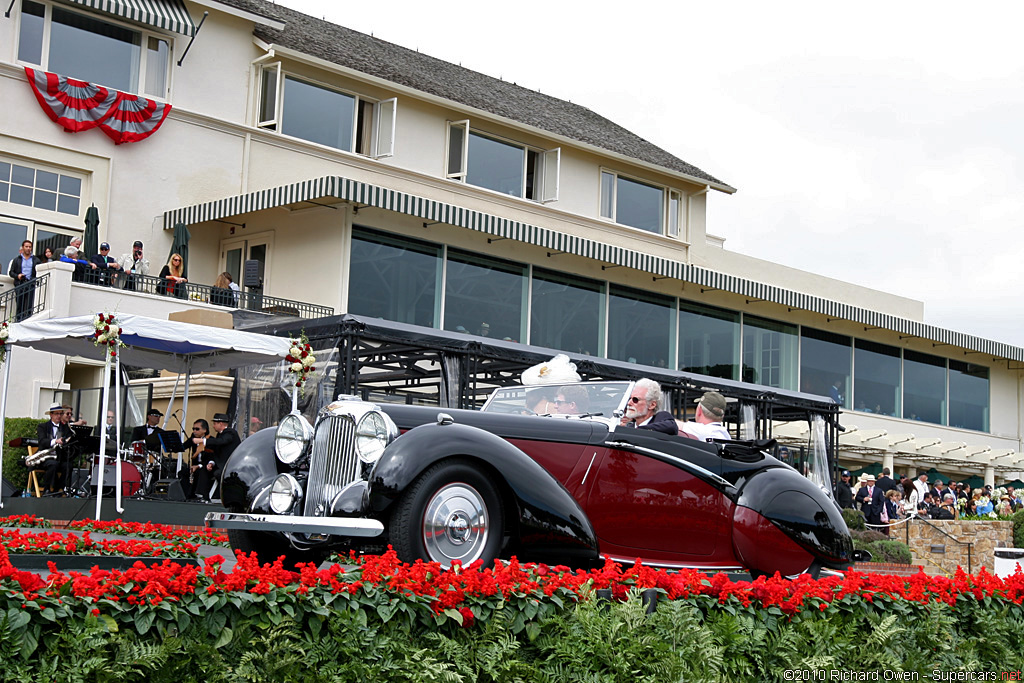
678 391 730 442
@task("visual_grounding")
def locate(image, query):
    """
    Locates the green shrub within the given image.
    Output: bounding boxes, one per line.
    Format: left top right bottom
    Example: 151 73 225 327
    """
1 417 42 493
842 506 865 530
871 539 913 564
1013 509 1024 549
852 528 888 544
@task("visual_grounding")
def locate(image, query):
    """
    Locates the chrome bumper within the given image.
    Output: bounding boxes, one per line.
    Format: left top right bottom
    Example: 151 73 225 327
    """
205 511 384 537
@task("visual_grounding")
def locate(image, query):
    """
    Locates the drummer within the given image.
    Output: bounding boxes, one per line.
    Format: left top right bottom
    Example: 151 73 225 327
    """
130 409 166 450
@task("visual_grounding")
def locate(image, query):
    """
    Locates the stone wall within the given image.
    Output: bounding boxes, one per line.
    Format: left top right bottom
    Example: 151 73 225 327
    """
903 519 1013 575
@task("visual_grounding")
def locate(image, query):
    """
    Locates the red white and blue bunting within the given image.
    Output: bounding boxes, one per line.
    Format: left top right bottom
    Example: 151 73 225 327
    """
25 67 172 144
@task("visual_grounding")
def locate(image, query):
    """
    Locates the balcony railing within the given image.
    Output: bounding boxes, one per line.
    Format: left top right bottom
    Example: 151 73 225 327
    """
74 269 332 320
1 274 48 322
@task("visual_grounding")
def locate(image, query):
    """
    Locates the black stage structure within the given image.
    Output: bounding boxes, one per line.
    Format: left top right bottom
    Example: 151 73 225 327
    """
239 313 844 483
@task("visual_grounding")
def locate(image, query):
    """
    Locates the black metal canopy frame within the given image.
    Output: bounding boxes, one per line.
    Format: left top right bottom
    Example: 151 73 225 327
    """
241 313 844 485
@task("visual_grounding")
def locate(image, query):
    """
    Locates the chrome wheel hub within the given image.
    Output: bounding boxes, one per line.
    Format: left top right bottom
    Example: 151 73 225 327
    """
423 483 489 566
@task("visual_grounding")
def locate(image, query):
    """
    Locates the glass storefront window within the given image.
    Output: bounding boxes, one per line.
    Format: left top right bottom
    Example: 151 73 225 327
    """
607 285 674 368
800 327 852 407
903 350 946 425
853 340 901 416
348 228 441 328
948 360 989 431
530 269 604 356
444 250 526 342
742 315 797 389
678 300 739 380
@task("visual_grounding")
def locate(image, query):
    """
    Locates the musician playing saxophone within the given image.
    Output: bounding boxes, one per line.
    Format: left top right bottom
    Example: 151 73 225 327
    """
35 402 73 493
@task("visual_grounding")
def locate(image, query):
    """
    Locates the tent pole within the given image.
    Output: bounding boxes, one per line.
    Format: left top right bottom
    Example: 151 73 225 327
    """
114 352 123 514
114 352 123 503
179 360 192 475
163 370 181 430
95 352 112 520
0 347 12 509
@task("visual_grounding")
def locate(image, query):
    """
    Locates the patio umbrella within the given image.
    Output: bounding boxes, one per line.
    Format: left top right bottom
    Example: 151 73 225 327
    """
167 222 190 279
83 204 100 259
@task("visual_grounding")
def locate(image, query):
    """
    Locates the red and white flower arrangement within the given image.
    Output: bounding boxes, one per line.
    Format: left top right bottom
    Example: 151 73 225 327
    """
286 332 316 388
92 312 125 358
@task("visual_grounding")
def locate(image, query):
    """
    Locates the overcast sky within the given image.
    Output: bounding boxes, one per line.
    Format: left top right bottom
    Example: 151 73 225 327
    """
275 0 1024 348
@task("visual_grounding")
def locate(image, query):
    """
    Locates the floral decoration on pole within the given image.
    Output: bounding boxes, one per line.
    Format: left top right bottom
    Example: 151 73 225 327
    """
92 312 125 358
286 332 316 390
0 321 8 365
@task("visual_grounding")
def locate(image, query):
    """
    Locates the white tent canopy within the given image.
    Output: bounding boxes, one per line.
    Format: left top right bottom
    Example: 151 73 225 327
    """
6 314 293 372
1 314 294 515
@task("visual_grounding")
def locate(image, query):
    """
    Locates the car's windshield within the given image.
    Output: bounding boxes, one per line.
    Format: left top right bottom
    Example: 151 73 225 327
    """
481 382 633 417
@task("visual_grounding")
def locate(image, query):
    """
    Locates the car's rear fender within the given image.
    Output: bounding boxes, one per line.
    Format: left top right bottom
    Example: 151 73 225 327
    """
368 421 598 563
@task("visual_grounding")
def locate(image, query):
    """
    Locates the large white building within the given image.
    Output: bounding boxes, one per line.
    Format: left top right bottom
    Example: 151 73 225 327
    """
1 0 1021 484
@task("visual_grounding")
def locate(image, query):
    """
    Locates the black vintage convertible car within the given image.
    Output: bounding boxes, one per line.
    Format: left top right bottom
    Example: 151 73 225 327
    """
206 381 856 577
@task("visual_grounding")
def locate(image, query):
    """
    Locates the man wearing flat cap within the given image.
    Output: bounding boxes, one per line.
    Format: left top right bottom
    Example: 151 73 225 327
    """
35 402 74 492
131 408 166 448
191 413 240 501
677 391 731 442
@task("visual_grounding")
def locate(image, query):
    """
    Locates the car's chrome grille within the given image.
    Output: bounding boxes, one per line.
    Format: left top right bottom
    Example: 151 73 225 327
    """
304 414 358 517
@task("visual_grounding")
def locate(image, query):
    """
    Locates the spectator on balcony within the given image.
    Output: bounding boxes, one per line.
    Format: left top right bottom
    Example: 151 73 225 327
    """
9 239 41 322
41 246 54 263
119 241 150 291
90 242 122 286
211 272 236 307
60 245 97 283
158 254 188 298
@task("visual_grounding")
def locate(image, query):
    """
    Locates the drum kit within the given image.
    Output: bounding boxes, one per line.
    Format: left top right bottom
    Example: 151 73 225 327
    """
80 440 175 498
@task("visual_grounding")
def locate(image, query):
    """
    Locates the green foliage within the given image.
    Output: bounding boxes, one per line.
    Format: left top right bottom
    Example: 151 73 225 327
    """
841 506 865 530
1013 508 1024 549
2 417 41 494
850 529 912 564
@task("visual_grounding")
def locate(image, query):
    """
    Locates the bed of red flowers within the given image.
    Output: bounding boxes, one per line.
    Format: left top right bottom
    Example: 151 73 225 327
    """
0 527 201 559
65 518 230 547
2 535 1024 677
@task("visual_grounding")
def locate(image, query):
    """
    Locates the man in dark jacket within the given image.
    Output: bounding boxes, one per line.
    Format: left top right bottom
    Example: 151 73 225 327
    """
35 402 74 492
191 413 240 501
89 242 122 286
875 467 897 494
8 239 42 321
618 378 678 435
835 470 855 509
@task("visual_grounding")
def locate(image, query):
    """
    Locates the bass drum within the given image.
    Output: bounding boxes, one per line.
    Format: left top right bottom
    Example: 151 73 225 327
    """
91 460 143 497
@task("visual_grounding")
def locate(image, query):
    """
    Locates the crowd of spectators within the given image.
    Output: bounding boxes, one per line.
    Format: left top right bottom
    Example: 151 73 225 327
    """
836 466 1024 531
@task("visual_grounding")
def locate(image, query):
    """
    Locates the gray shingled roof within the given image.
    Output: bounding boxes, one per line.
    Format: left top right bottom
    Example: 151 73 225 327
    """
208 0 731 189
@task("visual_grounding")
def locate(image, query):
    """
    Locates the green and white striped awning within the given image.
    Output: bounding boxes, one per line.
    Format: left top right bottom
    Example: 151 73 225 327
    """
163 175 1024 363
63 0 196 36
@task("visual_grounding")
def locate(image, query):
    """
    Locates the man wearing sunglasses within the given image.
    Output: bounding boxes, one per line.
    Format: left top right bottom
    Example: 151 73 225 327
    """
619 378 678 435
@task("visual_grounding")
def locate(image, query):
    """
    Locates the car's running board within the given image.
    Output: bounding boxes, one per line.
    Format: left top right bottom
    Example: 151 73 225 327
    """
205 511 384 537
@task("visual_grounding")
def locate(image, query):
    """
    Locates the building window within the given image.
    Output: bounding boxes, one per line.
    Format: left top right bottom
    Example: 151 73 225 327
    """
17 0 170 98
0 159 82 217
600 170 682 236
800 328 852 407
853 340 900 417
530 269 604 356
348 228 441 328
678 300 739 380
258 64 396 158
446 121 559 202
948 361 989 432
444 250 526 342
903 350 946 426
742 315 797 389
607 285 675 369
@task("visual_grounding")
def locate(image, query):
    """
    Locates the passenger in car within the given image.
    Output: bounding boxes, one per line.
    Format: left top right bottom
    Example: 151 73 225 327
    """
618 378 677 435
677 391 731 442
524 388 555 415
553 386 590 415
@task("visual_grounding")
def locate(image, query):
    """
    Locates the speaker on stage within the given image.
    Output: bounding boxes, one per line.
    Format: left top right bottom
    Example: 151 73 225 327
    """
1 477 15 497
151 478 185 501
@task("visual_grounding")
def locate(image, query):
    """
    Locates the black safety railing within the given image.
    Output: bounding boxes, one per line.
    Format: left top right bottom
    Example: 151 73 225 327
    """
74 268 332 320
1 274 48 322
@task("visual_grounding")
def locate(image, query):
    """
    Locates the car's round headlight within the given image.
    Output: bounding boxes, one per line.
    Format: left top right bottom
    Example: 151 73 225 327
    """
275 413 313 464
269 474 302 514
355 411 395 463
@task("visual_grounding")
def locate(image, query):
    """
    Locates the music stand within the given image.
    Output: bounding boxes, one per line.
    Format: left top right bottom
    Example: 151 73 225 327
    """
158 430 184 453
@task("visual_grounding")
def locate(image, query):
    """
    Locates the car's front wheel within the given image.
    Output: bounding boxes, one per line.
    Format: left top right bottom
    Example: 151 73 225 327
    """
389 459 503 568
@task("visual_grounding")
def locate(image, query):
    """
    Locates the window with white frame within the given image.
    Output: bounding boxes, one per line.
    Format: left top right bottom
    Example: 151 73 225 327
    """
0 158 82 217
600 170 684 237
17 0 170 99
257 63 396 158
446 121 559 202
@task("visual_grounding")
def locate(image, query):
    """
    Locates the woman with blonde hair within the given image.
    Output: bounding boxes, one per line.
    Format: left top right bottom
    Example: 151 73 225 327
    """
158 253 188 298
